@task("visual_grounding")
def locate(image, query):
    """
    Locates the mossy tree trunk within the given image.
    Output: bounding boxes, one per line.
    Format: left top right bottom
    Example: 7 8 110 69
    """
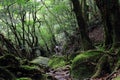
95 0 120 49
71 0 95 50
82 0 89 22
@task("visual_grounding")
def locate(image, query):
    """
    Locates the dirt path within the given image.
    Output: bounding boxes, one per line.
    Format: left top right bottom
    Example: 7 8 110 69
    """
46 65 120 80
47 65 72 80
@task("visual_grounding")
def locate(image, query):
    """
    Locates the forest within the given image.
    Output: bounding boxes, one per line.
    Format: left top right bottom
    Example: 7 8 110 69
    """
0 0 120 80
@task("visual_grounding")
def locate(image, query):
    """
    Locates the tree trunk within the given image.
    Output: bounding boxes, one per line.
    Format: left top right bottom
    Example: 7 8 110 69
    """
111 0 120 48
71 0 95 50
95 0 120 48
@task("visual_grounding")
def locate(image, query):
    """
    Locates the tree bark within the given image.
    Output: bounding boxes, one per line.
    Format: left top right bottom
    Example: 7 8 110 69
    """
71 0 95 50
95 0 120 48
111 0 120 48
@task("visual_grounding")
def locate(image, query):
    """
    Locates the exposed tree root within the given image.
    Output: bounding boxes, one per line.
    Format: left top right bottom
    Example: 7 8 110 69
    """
92 54 111 78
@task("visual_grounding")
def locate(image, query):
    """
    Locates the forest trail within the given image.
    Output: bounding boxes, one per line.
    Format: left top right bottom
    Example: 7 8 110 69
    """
47 67 120 80
47 65 72 80
46 66 120 80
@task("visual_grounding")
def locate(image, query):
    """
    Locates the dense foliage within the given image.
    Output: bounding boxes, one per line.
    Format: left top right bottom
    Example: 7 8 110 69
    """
0 0 120 80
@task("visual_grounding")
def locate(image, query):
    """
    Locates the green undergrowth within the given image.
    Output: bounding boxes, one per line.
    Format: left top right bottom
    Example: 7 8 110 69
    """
20 65 39 71
16 77 32 80
114 76 120 80
71 50 104 79
48 55 66 69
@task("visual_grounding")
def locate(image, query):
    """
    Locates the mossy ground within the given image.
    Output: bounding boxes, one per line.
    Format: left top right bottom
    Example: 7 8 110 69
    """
114 76 120 80
48 56 66 69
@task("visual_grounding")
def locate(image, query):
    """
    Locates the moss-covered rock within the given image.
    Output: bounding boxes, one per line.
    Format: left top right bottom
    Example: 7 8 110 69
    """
71 50 104 79
48 56 66 69
31 56 49 67
0 54 47 80
7 65 43 80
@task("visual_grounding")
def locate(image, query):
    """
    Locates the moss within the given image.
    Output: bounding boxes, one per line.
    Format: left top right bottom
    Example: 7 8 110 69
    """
14 65 43 80
6 64 43 79
71 50 104 79
48 56 66 69
0 55 47 80
16 77 32 80
68 51 80 60
114 76 120 80
20 65 39 71
92 55 111 78
17 65 41 74
31 56 49 67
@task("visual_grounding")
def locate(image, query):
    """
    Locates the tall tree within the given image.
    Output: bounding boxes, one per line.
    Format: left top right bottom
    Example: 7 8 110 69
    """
71 0 95 50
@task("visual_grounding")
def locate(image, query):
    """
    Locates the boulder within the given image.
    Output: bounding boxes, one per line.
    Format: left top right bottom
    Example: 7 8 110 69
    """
71 50 103 79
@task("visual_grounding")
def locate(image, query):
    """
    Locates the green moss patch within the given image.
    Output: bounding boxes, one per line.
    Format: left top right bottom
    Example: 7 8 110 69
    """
68 51 80 60
16 77 32 80
71 50 104 79
48 56 66 69
20 65 39 71
114 76 120 80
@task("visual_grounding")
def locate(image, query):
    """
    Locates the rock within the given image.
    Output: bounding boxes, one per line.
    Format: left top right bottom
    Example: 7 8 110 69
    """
71 50 104 79
31 56 49 67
